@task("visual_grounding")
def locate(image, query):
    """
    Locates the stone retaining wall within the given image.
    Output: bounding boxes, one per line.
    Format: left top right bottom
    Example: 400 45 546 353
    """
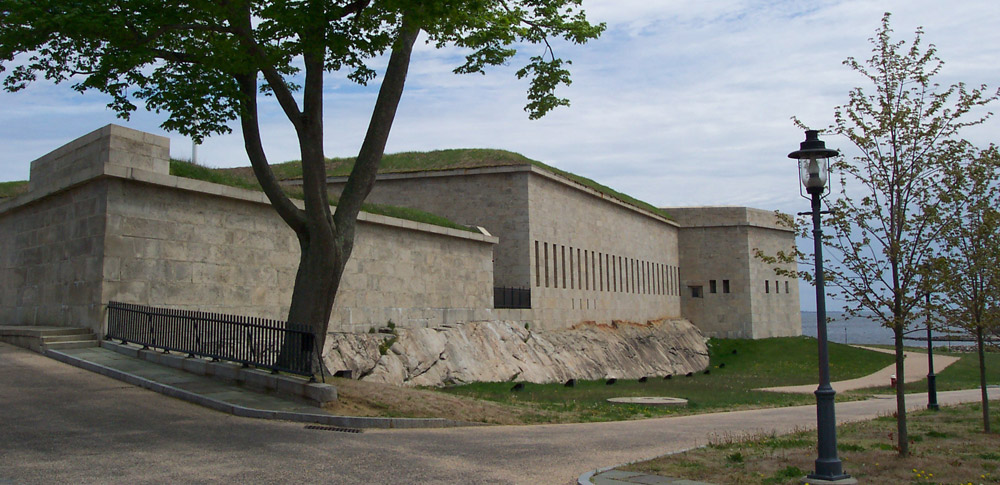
0 125 498 334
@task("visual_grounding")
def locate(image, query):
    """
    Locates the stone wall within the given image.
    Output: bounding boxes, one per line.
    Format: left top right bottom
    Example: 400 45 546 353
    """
323 168 531 289
322 166 683 331
666 206 800 338
3 125 800 344
103 180 496 331
0 124 168 328
1 125 498 335
527 170 681 329
0 182 108 327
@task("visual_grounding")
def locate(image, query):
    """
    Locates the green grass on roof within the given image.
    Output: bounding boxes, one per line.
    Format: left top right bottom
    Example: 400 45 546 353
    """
220 148 533 182
0 180 29 199
527 160 673 220
222 148 671 221
169 160 476 233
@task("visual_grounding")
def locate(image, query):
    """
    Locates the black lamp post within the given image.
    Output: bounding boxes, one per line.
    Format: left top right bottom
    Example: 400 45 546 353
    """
926 292 939 410
789 130 852 483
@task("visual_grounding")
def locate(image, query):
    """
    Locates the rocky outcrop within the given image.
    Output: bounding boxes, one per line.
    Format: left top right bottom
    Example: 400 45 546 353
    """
322 319 709 387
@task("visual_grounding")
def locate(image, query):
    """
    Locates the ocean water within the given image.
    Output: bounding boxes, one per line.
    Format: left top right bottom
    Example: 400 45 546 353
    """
800 311 963 349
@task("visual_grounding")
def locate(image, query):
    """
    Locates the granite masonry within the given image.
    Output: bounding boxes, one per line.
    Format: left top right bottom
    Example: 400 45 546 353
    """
1 124 799 377
318 166 799 337
666 206 801 338
0 125 496 335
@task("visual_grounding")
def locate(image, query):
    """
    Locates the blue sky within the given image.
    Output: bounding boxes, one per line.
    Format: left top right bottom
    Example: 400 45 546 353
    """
2 0 998 311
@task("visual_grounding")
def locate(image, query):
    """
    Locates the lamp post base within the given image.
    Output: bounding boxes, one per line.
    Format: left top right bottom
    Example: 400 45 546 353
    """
800 476 858 485
928 373 939 410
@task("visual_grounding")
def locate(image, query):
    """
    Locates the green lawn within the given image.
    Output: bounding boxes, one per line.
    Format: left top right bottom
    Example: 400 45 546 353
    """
622 400 1000 484
439 337 896 422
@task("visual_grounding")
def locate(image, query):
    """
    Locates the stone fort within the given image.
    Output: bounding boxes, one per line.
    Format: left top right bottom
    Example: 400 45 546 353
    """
0 125 800 340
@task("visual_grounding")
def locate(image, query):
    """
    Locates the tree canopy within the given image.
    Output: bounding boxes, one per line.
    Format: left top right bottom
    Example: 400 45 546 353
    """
1 0 604 137
0 0 605 370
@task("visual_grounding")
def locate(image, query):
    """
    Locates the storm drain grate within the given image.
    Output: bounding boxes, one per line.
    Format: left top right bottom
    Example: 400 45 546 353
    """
304 425 363 434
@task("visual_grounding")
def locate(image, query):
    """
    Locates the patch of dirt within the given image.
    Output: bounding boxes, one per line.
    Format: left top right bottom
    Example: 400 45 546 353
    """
321 377 552 425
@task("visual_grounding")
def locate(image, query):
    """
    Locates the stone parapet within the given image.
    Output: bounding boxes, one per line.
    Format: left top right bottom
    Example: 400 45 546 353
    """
28 124 169 194
664 206 794 232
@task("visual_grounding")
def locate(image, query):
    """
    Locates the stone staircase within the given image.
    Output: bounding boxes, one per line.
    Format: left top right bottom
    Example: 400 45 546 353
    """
0 326 99 353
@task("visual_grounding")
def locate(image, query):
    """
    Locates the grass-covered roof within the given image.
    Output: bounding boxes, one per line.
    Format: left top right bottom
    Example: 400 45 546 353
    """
219 149 671 220
3 149 671 222
0 180 29 199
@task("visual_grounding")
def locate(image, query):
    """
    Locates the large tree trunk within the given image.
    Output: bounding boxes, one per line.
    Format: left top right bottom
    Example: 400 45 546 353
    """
279 230 345 374
977 325 991 433
894 324 909 455
275 18 421 375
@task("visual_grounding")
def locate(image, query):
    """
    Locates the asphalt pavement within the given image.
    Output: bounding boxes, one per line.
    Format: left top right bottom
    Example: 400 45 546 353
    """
0 341 995 484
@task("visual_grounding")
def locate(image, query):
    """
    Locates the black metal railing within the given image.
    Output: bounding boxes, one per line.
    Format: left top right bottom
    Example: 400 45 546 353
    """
494 287 531 309
106 301 317 378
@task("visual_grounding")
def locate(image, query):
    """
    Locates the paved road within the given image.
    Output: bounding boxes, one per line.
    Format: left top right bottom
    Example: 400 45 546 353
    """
1 342 994 484
759 346 961 393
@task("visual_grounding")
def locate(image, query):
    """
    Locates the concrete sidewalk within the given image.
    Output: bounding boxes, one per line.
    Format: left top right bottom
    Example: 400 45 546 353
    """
758 345 960 394
41 341 474 429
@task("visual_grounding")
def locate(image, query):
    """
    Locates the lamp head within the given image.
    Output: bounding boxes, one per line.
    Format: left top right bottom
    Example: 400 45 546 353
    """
789 130 838 194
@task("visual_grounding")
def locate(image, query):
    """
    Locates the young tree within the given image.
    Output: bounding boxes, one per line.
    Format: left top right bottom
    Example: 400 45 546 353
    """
0 1 604 369
798 13 997 455
933 145 1000 433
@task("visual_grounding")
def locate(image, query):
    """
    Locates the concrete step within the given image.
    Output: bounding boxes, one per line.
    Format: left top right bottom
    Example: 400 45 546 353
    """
41 333 97 344
0 326 95 353
36 328 93 337
43 340 99 351
0 326 92 338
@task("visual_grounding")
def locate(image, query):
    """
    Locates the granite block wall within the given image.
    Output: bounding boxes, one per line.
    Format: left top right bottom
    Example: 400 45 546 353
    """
324 169 531 289
0 182 108 327
667 206 800 338
1 125 498 335
527 171 681 330
323 166 683 331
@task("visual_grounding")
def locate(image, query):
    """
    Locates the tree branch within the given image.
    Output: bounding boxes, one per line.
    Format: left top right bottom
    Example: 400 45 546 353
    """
334 16 421 231
235 72 307 233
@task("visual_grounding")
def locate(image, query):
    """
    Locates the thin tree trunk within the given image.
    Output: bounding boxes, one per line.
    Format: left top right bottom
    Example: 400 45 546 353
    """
894 324 909 455
977 325 991 433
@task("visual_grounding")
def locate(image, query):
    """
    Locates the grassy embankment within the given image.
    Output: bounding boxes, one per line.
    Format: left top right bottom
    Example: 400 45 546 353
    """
235 148 674 220
169 160 476 232
6 148 671 224
621 400 1000 484
439 337 895 423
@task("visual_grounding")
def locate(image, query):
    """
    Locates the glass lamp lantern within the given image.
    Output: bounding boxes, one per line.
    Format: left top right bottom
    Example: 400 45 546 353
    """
788 130 838 196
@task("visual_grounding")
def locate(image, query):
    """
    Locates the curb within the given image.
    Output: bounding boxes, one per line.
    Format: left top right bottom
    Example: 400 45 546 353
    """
43 348 480 429
577 447 700 484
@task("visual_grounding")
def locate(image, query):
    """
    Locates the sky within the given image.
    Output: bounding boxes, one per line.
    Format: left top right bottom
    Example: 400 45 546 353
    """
2 0 998 311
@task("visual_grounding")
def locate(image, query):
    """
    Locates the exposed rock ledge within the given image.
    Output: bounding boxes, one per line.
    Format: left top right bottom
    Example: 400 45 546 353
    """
322 319 709 387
